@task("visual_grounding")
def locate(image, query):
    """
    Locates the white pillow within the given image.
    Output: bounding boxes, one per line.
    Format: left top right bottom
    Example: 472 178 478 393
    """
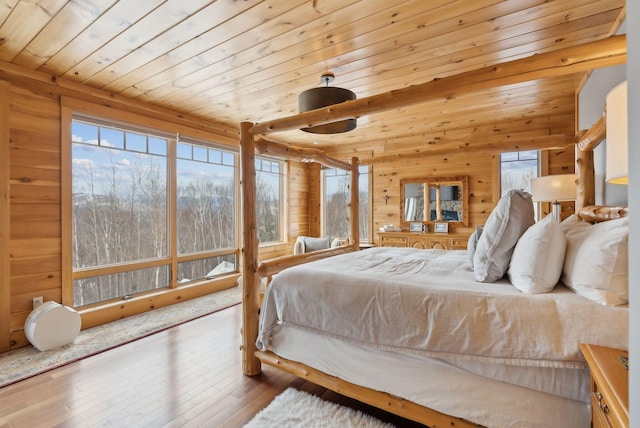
558 213 589 235
473 190 535 282
507 214 567 294
561 217 628 306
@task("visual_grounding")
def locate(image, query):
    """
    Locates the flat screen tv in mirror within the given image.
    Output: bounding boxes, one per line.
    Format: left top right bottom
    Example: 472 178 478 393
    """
400 176 469 228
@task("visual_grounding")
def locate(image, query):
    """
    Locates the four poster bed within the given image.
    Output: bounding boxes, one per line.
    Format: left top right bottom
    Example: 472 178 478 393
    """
239 42 629 428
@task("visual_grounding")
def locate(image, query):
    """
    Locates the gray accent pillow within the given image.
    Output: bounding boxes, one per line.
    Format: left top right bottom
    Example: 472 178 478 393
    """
467 226 484 269
473 190 535 282
303 236 332 252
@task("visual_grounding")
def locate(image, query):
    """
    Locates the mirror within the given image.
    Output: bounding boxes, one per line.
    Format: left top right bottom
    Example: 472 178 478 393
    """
400 176 469 227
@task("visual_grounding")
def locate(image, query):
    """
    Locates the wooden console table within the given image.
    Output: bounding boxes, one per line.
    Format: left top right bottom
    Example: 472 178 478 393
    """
377 231 469 250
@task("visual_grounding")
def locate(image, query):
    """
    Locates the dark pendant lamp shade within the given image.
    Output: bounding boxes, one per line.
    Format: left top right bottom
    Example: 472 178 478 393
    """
298 73 357 134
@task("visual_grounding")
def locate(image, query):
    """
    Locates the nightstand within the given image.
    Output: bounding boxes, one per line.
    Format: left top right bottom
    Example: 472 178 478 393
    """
579 344 629 428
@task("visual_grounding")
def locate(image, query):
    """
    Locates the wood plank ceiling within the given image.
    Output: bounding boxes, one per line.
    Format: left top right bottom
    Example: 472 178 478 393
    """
0 0 626 153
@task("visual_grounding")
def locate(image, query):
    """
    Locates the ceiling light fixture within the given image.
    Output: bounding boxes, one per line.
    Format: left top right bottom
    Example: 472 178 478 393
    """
298 72 356 134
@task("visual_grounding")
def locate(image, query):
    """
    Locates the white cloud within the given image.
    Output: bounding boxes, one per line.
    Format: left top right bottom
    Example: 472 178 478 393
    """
72 158 96 169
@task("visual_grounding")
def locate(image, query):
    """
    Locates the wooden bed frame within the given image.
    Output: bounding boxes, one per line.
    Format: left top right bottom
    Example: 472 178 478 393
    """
239 37 624 427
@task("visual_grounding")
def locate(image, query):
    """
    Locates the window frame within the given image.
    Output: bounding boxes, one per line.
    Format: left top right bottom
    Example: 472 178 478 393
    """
499 150 541 196
499 150 543 218
62 100 241 309
321 164 371 242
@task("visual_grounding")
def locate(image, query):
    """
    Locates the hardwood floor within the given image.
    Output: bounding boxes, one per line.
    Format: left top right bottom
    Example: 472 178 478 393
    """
0 304 426 427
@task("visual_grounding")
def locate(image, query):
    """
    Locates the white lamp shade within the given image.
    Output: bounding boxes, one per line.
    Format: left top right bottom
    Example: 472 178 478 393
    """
605 81 628 184
530 174 577 202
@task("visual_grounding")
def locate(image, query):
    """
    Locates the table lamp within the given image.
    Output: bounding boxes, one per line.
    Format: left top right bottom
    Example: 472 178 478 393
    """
531 174 577 221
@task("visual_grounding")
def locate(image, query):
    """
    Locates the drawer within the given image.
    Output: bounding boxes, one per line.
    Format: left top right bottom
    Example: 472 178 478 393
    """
409 238 427 249
591 377 626 428
379 236 408 247
427 238 450 250
592 390 614 428
450 238 467 250
580 344 628 428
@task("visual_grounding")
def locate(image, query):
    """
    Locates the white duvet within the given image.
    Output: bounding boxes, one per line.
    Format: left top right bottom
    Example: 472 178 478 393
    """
257 247 628 368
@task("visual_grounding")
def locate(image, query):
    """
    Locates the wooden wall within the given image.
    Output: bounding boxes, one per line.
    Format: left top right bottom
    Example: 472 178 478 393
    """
6 84 62 351
303 145 576 244
325 96 578 240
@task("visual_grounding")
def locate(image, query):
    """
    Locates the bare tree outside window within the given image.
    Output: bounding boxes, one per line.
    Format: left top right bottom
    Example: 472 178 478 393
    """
72 123 169 306
500 151 539 195
500 150 540 217
71 119 238 307
323 166 369 241
255 157 283 244
175 140 237 283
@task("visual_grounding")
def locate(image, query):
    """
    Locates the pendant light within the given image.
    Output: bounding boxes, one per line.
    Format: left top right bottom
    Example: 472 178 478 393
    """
298 72 357 134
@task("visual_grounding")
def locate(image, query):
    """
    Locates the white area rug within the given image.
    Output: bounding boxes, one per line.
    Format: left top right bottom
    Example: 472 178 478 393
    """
245 388 395 428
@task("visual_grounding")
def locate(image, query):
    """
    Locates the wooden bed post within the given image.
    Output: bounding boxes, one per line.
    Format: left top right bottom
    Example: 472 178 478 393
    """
349 157 359 249
240 121 261 376
576 113 605 210
576 147 595 210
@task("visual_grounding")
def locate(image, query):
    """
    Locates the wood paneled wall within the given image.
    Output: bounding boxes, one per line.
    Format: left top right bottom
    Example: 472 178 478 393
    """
325 108 578 240
7 85 62 350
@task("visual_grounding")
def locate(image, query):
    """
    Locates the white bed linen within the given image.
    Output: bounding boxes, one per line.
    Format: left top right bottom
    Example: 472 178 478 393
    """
270 324 590 428
258 247 628 368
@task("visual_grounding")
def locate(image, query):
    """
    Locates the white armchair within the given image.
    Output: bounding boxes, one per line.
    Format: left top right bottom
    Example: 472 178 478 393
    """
293 236 341 255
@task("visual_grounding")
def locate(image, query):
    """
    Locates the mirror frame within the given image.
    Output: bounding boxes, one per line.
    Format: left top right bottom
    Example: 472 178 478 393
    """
400 176 469 228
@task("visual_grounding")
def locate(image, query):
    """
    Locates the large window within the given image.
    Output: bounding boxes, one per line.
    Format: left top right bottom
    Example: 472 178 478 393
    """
500 150 540 218
71 118 238 307
175 138 237 283
500 150 539 195
323 165 369 242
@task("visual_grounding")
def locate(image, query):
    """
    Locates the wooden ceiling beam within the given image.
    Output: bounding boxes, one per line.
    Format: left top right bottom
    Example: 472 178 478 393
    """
362 133 581 164
255 137 352 170
251 35 625 136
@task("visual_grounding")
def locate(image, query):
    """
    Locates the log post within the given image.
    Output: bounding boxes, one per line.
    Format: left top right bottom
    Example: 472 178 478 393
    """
240 121 261 376
255 137 351 170
349 157 359 249
575 145 595 210
575 111 605 211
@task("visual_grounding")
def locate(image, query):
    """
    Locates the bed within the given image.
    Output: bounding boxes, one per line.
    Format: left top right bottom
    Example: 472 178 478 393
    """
238 54 629 427
254 208 628 427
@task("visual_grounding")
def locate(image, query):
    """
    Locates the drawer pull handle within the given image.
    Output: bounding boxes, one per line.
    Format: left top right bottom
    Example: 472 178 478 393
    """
595 392 609 414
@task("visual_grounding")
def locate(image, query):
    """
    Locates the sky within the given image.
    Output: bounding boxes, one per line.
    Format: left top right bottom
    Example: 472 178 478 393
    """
71 120 237 196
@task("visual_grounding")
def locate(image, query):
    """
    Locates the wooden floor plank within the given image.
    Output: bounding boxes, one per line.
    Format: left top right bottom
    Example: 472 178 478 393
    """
0 304 425 427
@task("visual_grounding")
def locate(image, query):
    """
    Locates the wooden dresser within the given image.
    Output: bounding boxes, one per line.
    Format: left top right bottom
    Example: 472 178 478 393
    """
377 231 469 250
580 344 629 428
